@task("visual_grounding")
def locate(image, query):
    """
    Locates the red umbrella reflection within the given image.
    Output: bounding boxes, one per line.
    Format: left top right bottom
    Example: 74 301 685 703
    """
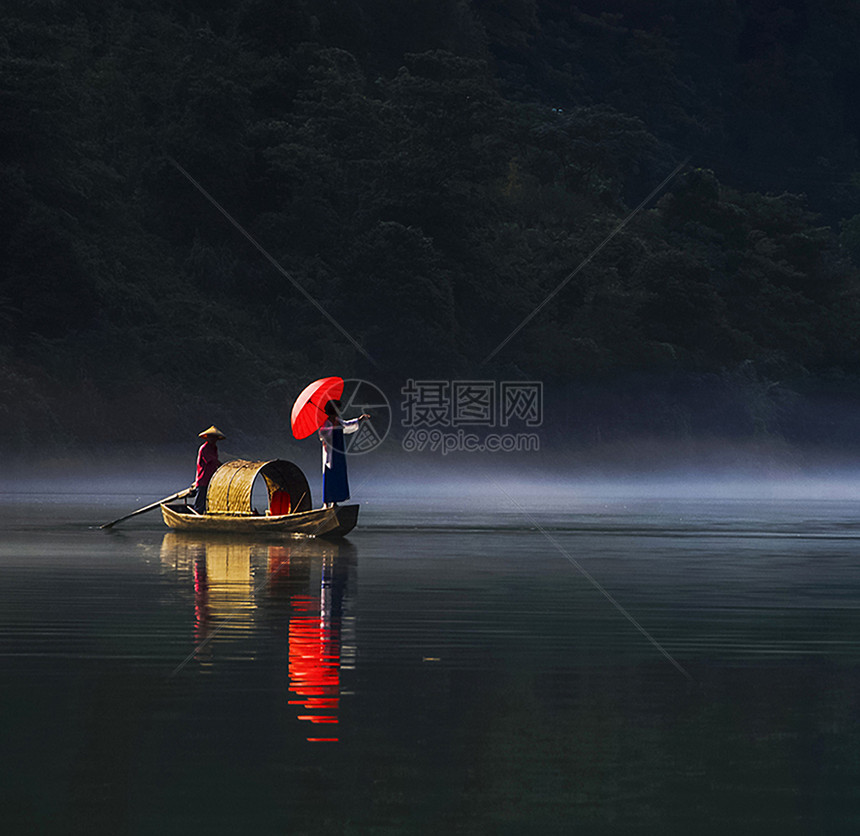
273 547 345 742
288 594 341 741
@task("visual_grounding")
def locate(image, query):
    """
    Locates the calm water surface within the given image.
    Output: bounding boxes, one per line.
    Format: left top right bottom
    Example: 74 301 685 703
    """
2 486 860 834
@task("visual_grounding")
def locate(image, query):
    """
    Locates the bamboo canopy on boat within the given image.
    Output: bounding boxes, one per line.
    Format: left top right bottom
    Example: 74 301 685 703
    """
205 460 313 516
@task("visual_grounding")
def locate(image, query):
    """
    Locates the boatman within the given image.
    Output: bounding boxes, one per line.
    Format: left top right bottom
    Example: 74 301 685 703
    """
191 426 224 513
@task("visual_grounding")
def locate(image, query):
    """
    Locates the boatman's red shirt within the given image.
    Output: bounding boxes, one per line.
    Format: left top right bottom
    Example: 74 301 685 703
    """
194 440 221 489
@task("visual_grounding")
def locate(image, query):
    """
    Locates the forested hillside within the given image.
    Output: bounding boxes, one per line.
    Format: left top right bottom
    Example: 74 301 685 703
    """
2 0 860 451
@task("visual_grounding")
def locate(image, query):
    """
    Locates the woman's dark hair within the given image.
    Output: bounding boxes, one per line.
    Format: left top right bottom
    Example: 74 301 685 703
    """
324 399 341 417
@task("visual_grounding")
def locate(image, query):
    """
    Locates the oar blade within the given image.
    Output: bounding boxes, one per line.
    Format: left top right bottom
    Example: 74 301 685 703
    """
100 487 193 529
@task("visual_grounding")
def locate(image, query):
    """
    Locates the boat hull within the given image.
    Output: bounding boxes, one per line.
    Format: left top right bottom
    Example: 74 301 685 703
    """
160 503 359 538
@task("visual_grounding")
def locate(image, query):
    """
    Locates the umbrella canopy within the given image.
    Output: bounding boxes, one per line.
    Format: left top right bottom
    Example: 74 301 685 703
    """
291 376 344 439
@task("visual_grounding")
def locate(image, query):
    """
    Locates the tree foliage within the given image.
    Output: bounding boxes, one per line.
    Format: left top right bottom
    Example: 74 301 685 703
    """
1 0 860 448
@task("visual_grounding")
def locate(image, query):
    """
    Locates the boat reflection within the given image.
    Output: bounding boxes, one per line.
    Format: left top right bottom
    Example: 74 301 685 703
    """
159 533 356 741
160 534 258 661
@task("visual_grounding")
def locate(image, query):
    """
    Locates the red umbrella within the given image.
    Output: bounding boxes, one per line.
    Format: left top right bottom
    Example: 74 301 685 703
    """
291 377 344 439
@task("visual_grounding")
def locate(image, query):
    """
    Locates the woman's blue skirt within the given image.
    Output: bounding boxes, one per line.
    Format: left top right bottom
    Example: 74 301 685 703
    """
323 429 350 503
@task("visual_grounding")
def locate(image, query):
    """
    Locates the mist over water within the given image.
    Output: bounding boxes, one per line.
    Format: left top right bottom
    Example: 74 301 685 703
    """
3 440 860 832
4 435 860 503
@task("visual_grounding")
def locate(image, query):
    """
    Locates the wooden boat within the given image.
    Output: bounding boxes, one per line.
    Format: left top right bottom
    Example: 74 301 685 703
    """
160 459 359 538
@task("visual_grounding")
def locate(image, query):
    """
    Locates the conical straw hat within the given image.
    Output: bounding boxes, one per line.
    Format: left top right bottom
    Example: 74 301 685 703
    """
198 425 226 439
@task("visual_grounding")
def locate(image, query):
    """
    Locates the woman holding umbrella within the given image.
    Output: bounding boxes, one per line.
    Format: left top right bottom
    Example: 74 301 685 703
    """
291 377 369 508
318 399 370 508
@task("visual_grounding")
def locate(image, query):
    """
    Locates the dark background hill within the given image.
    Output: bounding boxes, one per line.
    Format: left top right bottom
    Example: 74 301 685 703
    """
2 0 860 458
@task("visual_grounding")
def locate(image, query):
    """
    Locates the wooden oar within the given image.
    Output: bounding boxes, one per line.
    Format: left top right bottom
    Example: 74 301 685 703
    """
100 487 194 529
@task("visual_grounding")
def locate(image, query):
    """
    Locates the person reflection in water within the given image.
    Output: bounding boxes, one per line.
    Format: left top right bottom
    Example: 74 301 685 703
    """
318 400 369 508
192 425 224 513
